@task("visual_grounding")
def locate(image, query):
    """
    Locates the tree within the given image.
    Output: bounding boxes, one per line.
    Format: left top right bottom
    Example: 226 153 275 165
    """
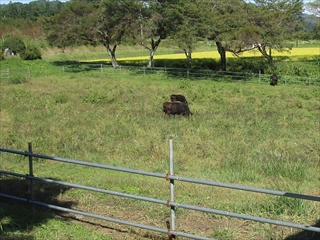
205 0 249 71
0 1 65 21
44 0 142 68
306 0 320 40
305 0 320 17
248 0 304 65
3 2 19 18
2 36 26 55
163 0 208 69
138 0 168 68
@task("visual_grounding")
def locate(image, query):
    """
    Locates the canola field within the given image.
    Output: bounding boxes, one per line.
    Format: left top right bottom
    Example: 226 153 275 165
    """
88 47 320 62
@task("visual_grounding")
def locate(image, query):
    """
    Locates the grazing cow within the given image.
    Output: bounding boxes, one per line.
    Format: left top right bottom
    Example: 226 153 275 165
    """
163 101 192 117
170 94 188 105
270 74 278 86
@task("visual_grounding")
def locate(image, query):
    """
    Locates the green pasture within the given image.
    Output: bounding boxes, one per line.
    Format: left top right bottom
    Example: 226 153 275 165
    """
0 47 320 239
39 43 320 78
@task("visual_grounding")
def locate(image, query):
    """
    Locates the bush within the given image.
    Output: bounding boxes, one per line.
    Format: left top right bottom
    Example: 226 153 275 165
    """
8 76 28 84
2 36 25 55
20 46 42 60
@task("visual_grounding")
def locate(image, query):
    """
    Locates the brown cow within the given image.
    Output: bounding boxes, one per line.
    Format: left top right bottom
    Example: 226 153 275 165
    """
270 74 278 86
163 101 192 117
170 94 188 105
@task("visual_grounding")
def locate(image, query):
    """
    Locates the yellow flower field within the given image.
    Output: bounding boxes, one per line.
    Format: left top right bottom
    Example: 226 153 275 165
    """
130 47 320 60
85 47 320 63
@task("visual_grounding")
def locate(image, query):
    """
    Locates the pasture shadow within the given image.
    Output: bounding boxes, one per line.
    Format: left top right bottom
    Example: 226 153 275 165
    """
53 60 101 73
0 174 75 239
52 60 81 67
284 220 320 240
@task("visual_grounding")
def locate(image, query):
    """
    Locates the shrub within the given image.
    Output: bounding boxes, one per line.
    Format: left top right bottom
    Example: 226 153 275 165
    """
20 46 42 60
8 76 28 84
2 36 26 55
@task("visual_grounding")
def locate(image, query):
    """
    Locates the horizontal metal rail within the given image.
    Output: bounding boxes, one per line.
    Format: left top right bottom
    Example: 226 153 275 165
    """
0 193 213 240
168 201 320 233
1 148 319 202
1 170 319 233
0 170 167 206
0 148 165 179
167 175 320 202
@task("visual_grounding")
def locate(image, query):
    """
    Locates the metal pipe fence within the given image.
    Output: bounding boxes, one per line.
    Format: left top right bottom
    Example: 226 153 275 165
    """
0 140 320 240
0 64 319 86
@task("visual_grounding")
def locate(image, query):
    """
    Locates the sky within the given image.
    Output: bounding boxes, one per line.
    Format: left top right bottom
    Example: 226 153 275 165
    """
0 0 315 4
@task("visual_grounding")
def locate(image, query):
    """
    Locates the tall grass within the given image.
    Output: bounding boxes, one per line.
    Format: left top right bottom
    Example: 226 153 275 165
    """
0 59 319 239
0 46 320 239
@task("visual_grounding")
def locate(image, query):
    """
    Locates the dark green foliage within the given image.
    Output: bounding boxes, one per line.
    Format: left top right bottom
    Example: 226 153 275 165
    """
2 36 26 55
0 0 65 21
8 76 28 84
82 91 108 104
20 46 42 60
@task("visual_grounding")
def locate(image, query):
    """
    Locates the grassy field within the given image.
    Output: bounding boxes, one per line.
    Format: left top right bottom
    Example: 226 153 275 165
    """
40 42 320 78
89 46 320 62
0 43 320 240
0 47 320 239
42 40 320 63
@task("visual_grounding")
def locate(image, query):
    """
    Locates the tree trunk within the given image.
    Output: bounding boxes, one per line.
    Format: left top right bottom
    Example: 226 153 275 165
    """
105 43 119 68
142 38 161 68
148 50 155 68
184 49 192 69
257 44 273 65
216 41 226 71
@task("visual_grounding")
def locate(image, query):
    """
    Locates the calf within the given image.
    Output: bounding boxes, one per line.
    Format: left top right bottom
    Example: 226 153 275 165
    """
270 74 278 86
170 94 188 105
163 101 192 117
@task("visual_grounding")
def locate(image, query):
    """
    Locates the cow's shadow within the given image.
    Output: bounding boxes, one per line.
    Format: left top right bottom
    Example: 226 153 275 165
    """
0 175 75 239
284 219 320 240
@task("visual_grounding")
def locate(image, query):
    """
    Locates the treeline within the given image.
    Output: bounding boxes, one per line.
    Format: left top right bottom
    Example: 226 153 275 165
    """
0 0 65 21
1 0 319 73
40 0 319 70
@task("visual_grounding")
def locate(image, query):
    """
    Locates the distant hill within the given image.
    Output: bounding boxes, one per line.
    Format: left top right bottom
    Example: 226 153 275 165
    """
0 0 65 21
301 13 319 30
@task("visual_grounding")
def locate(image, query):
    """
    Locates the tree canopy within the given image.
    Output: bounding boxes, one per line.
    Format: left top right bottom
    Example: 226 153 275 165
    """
0 0 64 21
2 0 314 71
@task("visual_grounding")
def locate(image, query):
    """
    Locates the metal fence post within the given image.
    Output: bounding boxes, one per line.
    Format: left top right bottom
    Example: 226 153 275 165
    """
28 142 35 219
169 137 176 240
